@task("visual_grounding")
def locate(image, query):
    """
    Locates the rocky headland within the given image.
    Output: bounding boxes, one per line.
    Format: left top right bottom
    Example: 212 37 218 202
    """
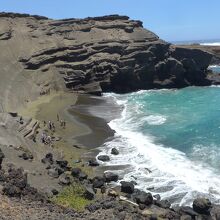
0 12 219 219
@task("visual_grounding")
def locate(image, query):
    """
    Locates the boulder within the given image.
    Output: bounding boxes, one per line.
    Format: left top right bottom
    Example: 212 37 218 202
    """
71 168 81 177
7 168 27 189
92 176 105 188
51 188 59 195
134 191 153 206
88 159 99 167
78 172 88 181
108 189 119 197
111 148 119 155
47 168 60 178
58 173 71 185
56 160 68 169
120 181 134 194
103 172 119 182
83 185 95 200
97 155 110 162
155 199 171 209
193 198 212 215
41 153 53 165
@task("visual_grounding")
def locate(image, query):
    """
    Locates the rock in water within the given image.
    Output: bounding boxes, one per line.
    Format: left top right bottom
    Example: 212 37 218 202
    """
97 155 110 162
193 198 212 215
111 148 119 155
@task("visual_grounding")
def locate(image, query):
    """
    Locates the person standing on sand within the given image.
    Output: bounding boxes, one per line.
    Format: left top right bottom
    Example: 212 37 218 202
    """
63 120 66 129
52 122 55 132
57 114 59 121
48 121 52 130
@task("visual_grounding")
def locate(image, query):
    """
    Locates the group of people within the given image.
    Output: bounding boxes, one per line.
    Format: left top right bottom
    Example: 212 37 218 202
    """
41 132 52 145
40 114 67 146
40 88 50 96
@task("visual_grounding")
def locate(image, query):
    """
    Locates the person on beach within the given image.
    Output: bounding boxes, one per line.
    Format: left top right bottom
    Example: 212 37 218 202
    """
52 122 55 132
48 121 52 130
46 135 52 145
41 132 46 144
63 120 66 129
57 114 59 121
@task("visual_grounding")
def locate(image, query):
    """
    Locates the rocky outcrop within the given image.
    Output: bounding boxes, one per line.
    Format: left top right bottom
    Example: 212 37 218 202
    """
0 12 211 95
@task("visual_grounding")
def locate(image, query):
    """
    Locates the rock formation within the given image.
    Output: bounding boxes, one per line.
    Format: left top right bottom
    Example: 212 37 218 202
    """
0 12 215 98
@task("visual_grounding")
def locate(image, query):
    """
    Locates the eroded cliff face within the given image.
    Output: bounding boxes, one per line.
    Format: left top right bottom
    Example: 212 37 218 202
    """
0 12 214 97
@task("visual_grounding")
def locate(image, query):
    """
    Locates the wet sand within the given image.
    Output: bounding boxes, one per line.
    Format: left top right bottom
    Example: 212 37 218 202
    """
68 94 119 148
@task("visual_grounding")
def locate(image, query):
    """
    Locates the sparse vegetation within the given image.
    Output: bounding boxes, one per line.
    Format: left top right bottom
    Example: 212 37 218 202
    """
51 182 91 211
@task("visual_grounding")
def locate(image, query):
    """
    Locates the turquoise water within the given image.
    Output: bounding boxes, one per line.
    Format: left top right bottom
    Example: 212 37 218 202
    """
135 87 220 167
100 86 220 205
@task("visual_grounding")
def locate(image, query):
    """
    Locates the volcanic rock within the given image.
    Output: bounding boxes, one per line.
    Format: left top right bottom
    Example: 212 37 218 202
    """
97 155 110 162
111 148 119 155
193 198 212 215
120 181 135 194
103 172 119 182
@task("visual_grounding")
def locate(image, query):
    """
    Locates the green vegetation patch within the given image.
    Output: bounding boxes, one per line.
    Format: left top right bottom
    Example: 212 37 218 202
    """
52 182 91 211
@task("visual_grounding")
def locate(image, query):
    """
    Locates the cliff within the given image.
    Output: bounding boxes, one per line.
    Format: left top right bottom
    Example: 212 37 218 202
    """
0 12 214 99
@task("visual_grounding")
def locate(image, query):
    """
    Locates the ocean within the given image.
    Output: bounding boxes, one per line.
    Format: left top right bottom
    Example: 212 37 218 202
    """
172 39 220 46
97 66 220 206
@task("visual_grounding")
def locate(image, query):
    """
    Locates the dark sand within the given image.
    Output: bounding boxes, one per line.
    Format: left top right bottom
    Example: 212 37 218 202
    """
68 94 122 149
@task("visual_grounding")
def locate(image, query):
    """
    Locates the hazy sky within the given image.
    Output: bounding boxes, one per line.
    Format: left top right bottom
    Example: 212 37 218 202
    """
1 0 219 42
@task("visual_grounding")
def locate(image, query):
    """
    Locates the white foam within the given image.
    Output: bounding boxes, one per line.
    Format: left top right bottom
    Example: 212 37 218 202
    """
143 115 167 125
99 93 220 206
200 42 220 46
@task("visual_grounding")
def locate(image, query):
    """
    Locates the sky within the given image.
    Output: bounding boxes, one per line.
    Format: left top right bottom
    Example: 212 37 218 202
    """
1 0 220 42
